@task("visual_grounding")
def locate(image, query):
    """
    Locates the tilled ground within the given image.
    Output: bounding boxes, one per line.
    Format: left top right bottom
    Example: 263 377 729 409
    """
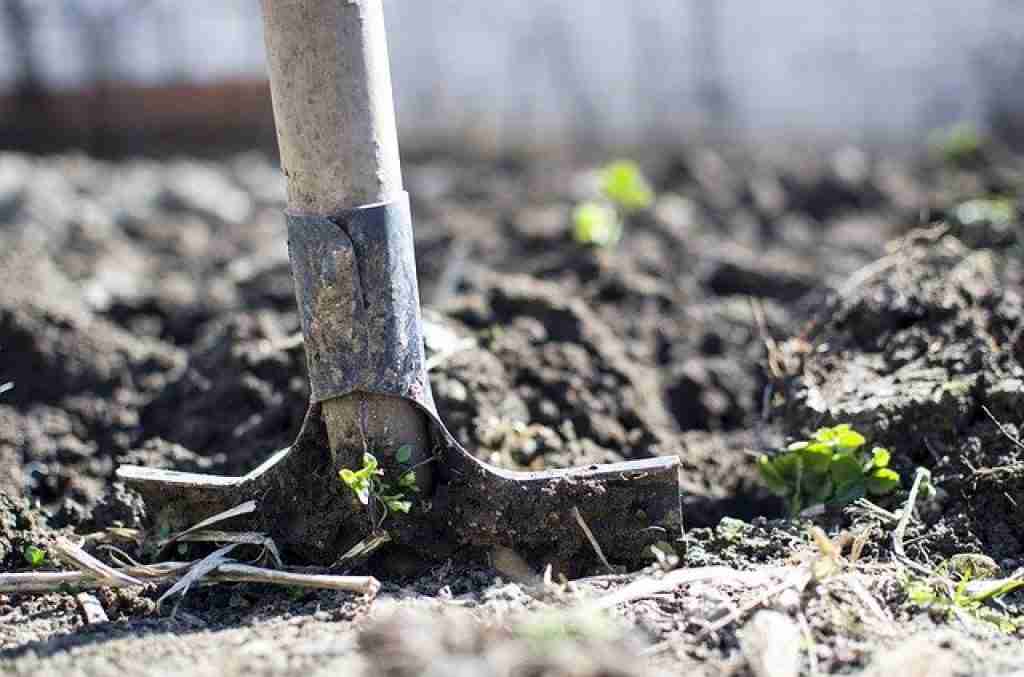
1 143 1024 676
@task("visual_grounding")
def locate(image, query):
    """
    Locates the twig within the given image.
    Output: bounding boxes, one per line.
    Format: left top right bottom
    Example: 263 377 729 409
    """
213 563 380 595
697 566 813 640
171 530 283 568
572 506 615 574
160 500 257 548
589 565 780 612
0 561 380 595
851 498 900 523
0 562 185 593
54 537 142 588
334 530 391 566
981 405 1024 453
893 468 928 560
82 528 142 545
159 544 241 607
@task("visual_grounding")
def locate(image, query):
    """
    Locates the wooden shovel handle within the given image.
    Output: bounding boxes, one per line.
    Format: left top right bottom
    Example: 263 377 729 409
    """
262 0 431 467
262 0 403 212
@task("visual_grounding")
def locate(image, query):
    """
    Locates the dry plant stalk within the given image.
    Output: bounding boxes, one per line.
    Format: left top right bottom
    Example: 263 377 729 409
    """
0 537 379 598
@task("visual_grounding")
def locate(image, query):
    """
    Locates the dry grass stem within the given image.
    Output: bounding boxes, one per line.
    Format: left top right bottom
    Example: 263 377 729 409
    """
160 500 258 548
572 506 615 574
893 468 929 560
54 537 143 588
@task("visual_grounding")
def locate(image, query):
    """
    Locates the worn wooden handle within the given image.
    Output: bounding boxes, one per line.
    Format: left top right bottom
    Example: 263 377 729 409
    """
262 0 403 212
262 0 431 467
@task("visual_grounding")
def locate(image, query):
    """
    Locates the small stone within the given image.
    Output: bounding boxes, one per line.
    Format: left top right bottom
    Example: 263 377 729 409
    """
76 593 109 625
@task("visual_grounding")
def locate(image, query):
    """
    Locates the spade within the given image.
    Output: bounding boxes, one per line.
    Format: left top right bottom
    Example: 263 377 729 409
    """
118 0 681 576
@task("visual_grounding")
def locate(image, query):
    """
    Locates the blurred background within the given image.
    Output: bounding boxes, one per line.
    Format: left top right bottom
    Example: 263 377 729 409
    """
1 0 1023 156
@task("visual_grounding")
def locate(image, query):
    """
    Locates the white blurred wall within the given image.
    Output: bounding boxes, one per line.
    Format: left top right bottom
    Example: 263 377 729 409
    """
3 0 1022 147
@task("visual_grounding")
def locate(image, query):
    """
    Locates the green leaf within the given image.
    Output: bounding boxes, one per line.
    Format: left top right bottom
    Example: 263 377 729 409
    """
398 471 418 490
830 453 862 482
340 463 373 505
600 160 654 211
395 445 414 464
758 456 790 496
906 581 938 605
835 429 866 451
803 474 833 503
572 202 622 247
870 447 891 469
964 578 1024 602
382 496 412 514
830 480 866 507
23 544 46 568
813 424 847 443
801 445 833 474
949 553 1001 580
772 453 803 485
866 468 901 495
764 425 887 513
362 453 379 475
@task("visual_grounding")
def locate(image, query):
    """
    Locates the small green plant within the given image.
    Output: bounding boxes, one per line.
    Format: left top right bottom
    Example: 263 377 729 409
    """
599 160 654 212
572 160 653 247
928 122 985 166
572 202 621 247
23 544 46 568
339 449 418 519
906 555 1024 632
758 424 901 516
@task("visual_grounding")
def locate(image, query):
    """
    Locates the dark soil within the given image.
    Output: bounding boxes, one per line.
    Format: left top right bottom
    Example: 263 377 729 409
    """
2 144 1024 675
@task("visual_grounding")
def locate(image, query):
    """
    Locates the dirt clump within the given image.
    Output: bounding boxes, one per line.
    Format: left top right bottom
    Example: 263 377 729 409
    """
780 230 1024 562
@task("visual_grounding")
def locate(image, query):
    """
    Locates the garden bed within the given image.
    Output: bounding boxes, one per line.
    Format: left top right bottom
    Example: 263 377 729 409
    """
1 141 1023 675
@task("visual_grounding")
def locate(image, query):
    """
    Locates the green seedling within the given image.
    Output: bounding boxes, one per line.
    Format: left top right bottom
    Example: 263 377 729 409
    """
572 202 622 247
928 122 985 166
758 424 901 516
906 555 1024 633
599 160 654 212
571 160 654 247
23 544 46 568
339 452 379 505
339 451 418 519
